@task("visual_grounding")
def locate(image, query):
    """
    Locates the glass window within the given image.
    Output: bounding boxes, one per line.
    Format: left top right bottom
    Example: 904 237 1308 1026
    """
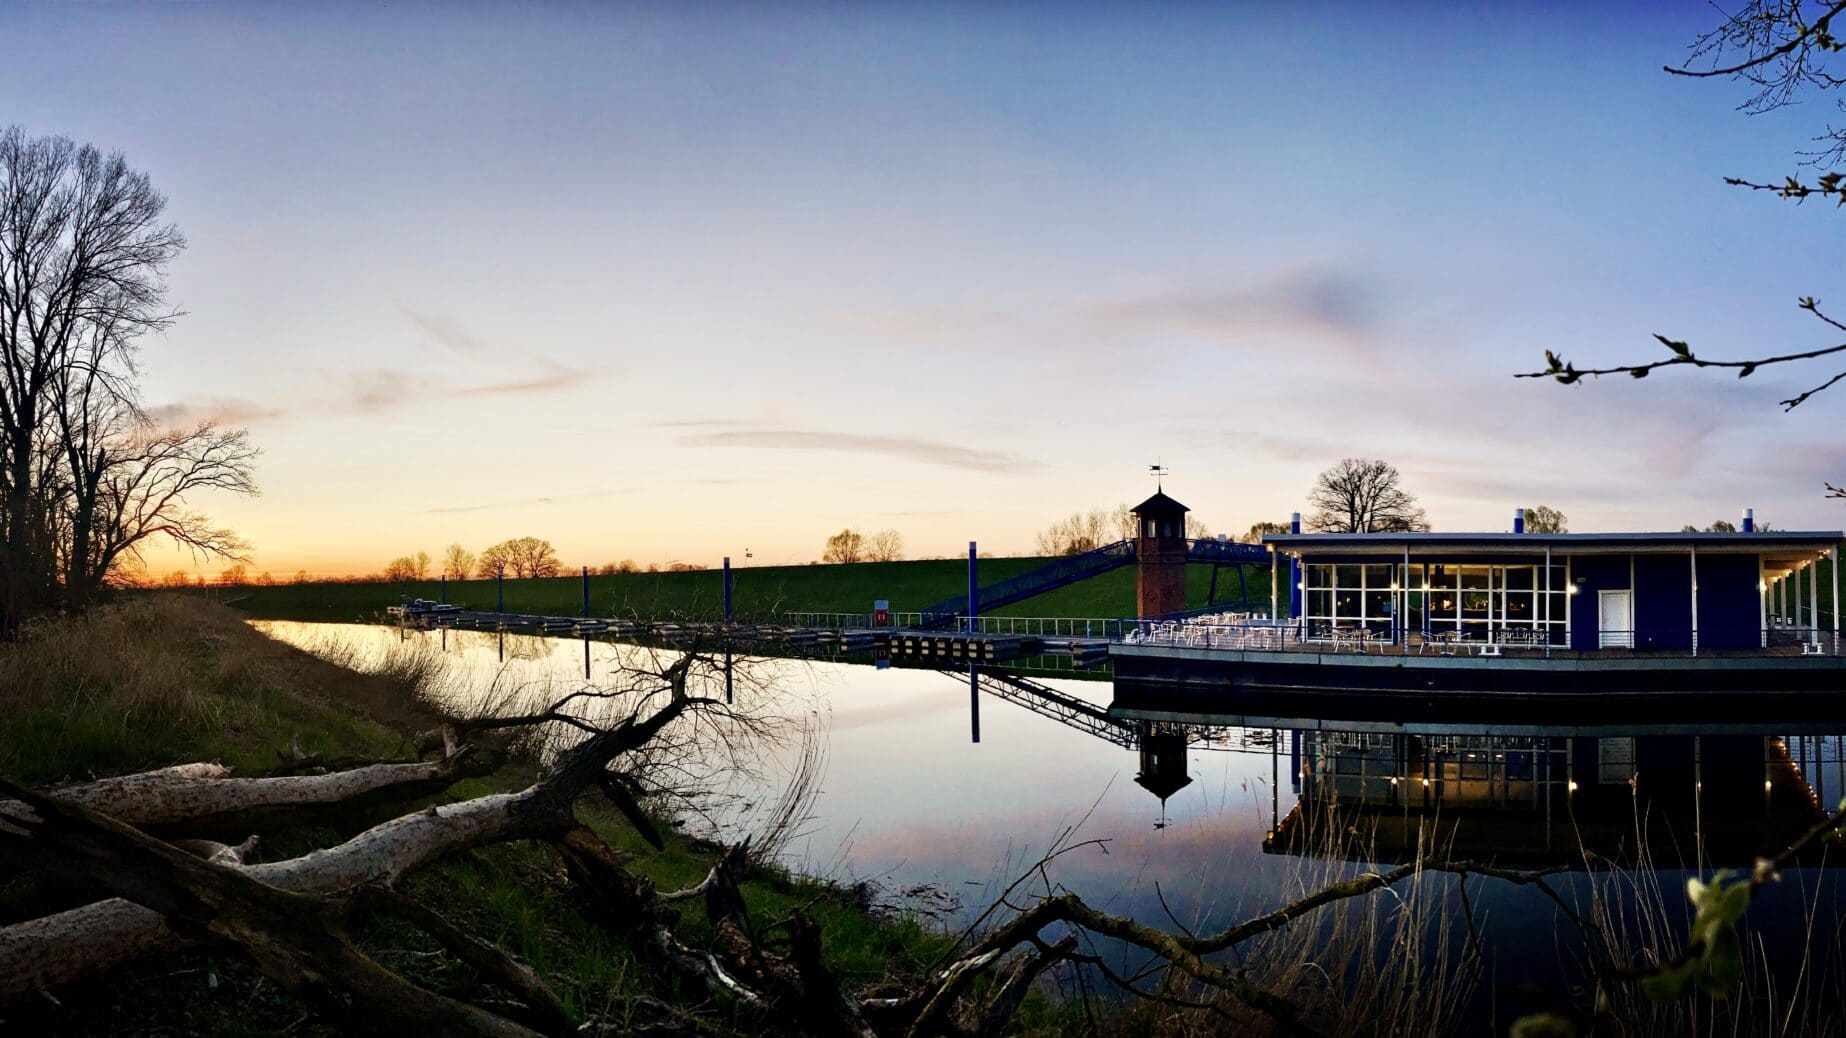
1364 564 1394 589
1460 567 1490 590
1335 565 1362 589
1506 567 1534 591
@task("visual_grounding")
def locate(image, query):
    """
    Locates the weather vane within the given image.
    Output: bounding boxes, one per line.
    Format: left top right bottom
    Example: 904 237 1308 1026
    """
1149 462 1168 491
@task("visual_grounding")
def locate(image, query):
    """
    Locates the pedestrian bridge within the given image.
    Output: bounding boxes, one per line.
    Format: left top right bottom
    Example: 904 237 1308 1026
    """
914 537 1269 629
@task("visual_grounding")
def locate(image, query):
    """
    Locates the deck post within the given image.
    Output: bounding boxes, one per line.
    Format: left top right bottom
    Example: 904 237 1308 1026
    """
1401 544 1410 653
1544 546 1552 658
496 568 504 613
581 566 589 618
1833 546 1840 653
1288 513 1302 625
723 556 733 622
1759 555 1768 649
1269 550 1278 623
440 574 446 605
1811 556 1822 647
967 541 978 635
1690 545 1699 657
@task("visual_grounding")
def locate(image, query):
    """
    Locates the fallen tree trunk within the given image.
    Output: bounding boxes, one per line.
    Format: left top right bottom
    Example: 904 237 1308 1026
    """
0 671 719 1005
0 780 548 1038
12 751 502 835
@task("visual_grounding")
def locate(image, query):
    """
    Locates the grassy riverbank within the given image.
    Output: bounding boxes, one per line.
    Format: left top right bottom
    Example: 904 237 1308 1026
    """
196 556 1277 625
0 596 964 1035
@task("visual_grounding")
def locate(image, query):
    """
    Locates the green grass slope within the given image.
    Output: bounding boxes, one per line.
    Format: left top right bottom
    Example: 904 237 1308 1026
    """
208 556 1278 624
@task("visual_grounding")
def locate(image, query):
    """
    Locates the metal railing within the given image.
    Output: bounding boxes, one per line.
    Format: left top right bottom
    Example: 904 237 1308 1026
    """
780 611 1128 639
1118 620 1845 659
915 540 1137 626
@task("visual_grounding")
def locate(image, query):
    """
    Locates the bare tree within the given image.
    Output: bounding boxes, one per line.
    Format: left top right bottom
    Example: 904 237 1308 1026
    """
1307 458 1430 533
1525 5 1846 418
1241 520 1291 543
867 528 904 562
68 421 256 604
1524 505 1568 533
0 126 255 619
476 537 560 579
440 543 475 581
822 528 863 564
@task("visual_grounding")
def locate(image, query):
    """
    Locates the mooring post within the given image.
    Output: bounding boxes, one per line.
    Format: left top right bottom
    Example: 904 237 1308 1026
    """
969 661 981 744
967 541 979 635
581 565 589 618
497 568 504 613
440 574 446 605
723 556 733 622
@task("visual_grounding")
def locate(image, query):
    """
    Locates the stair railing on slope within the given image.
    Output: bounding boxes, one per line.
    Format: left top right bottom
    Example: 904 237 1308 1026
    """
917 539 1137 629
1185 538 1273 564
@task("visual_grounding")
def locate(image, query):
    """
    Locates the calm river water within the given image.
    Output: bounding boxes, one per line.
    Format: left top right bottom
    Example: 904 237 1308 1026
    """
254 621 1846 1030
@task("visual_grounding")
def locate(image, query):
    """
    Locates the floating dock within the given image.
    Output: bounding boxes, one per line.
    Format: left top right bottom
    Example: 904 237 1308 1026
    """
387 607 1113 665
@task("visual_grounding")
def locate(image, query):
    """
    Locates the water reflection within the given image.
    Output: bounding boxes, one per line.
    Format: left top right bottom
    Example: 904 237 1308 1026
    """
254 621 1846 1025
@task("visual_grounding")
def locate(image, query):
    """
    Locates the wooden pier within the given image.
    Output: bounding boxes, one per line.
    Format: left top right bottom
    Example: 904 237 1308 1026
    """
388 607 1113 666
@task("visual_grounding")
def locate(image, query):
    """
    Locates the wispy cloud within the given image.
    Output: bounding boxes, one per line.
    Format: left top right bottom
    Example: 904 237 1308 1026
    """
401 306 489 355
145 396 287 427
419 488 634 515
1089 267 1383 350
677 428 1041 473
446 364 581 398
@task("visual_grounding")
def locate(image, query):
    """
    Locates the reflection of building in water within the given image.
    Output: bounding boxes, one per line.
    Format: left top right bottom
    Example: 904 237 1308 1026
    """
1264 730 1831 867
1135 726 1193 799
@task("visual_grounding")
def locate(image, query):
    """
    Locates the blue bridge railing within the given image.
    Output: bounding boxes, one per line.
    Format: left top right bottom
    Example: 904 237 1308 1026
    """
916 538 1274 629
918 539 1137 628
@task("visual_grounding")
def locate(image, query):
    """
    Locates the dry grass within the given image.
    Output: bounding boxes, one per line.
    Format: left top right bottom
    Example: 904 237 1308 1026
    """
0 593 445 784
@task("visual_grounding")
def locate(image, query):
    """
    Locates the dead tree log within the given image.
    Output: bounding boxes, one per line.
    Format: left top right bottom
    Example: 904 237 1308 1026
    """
0 662 721 1005
11 751 503 836
0 780 549 1038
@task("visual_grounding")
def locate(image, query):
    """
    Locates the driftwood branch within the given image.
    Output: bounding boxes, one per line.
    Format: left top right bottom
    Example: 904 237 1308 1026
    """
0 779 544 1038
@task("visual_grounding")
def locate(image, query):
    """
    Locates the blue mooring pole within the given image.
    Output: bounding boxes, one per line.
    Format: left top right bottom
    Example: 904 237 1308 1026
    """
581 565 589 617
969 662 981 744
967 541 979 634
723 556 733 621
497 568 504 613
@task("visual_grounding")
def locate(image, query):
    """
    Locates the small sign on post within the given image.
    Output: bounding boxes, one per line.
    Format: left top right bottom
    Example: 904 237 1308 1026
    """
873 599 889 627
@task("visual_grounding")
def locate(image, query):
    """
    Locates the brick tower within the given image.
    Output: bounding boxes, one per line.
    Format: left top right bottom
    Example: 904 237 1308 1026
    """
1133 489 1189 619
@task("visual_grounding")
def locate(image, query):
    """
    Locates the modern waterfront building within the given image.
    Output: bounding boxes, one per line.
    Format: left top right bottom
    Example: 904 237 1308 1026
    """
1111 509 1846 696
1263 513 1841 654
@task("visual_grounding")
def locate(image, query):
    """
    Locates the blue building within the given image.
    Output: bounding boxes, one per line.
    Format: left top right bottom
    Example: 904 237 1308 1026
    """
1261 515 1842 654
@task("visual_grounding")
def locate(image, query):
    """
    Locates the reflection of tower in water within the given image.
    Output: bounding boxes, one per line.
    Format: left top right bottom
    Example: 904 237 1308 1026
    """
1134 725 1193 829
1265 730 1838 867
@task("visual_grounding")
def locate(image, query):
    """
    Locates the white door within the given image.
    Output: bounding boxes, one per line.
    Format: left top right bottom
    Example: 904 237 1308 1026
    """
1598 590 1633 648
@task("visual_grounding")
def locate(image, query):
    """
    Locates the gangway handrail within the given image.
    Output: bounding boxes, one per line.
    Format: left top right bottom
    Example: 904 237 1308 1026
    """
917 539 1137 628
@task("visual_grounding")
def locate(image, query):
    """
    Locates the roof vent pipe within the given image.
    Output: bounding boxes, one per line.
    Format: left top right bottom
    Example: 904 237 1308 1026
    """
1290 512 1302 535
1514 508 1526 534
1743 507 1755 533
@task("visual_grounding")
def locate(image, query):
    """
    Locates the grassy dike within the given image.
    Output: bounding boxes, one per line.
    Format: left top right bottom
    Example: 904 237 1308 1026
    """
0 596 978 1036
204 556 1279 625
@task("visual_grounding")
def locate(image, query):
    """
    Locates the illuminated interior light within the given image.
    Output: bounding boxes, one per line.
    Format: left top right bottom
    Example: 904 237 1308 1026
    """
1568 780 1579 792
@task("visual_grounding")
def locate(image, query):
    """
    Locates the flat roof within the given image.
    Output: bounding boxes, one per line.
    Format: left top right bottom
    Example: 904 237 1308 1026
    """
1263 531 1843 549
1263 532 1840 575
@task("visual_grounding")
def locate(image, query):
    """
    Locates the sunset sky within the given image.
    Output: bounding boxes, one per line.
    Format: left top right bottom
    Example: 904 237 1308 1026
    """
7 2 1846 577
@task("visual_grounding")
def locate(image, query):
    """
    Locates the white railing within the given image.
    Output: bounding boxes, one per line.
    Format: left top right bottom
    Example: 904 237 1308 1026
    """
779 611 1128 638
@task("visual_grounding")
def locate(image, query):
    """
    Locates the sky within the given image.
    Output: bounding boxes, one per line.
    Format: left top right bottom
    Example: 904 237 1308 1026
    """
7 1 1846 577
